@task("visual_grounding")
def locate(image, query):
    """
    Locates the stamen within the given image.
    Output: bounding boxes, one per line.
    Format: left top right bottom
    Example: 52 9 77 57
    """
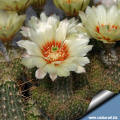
67 0 71 4
41 40 69 65
96 24 119 42
96 26 100 33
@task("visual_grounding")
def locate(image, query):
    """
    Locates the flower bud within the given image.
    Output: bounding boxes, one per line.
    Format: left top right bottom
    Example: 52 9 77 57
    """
32 0 46 10
0 0 32 12
0 11 25 43
53 0 90 16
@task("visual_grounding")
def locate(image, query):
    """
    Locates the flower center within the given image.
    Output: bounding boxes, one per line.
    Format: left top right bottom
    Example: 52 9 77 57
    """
67 0 71 4
0 26 10 30
41 40 69 65
96 24 118 42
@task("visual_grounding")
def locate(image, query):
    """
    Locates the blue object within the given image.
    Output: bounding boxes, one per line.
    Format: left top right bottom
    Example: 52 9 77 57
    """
81 94 120 120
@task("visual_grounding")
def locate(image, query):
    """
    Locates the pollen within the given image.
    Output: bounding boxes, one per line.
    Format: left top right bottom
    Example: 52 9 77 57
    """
41 40 69 65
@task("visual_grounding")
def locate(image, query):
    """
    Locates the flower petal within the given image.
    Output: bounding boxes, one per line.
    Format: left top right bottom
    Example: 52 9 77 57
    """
22 57 46 68
21 27 31 38
56 67 70 77
49 73 57 81
80 5 120 43
76 66 86 73
77 57 90 66
35 68 47 79
55 20 69 41
17 40 41 56
40 12 48 22
18 12 92 81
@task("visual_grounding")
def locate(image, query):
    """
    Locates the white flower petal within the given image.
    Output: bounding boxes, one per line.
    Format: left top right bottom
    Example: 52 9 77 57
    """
77 45 93 56
80 5 120 43
56 67 70 77
35 68 47 79
17 40 41 56
55 20 69 41
49 73 57 81
43 64 56 73
96 5 107 24
40 12 48 22
47 14 59 29
0 11 25 42
22 53 30 58
21 27 30 37
76 66 86 73
18 12 92 81
70 44 93 57
78 57 90 66
22 57 46 68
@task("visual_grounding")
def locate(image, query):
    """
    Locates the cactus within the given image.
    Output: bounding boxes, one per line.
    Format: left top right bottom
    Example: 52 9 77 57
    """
0 1 120 119
54 74 73 103
29 49 120 120
0 48 34 120
31 73 90 120
86 53 120 100
31 87 89 120
0 45 118 120
100 43 118 66
26 99 41 120
0 37 120 120
0 81 26 120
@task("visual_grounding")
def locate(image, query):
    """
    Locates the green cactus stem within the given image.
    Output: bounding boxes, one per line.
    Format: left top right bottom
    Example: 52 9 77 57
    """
86 54 120 100
54 74 73 103
31 75 89 120
0 47 34 120
0 81 26 120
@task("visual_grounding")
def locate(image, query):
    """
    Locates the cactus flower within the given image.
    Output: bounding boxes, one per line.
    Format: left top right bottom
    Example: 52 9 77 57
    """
0 11 26 43
117 0 120 8
94 0 117 7
32 0 46 10
17 13 92 81
80 5 120 43
0 0 32 12
53 0 90 16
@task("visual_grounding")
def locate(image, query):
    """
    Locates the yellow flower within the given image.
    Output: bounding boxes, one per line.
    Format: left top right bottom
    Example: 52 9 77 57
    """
0 0 32 12
0 11 26 42
17 13 92 81
53 0 90 16
80 5 120 43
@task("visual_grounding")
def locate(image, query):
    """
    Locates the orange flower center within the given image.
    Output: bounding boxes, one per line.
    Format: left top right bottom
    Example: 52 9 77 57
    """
96 24 118 42
67 0 71 4
41 40 69 65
